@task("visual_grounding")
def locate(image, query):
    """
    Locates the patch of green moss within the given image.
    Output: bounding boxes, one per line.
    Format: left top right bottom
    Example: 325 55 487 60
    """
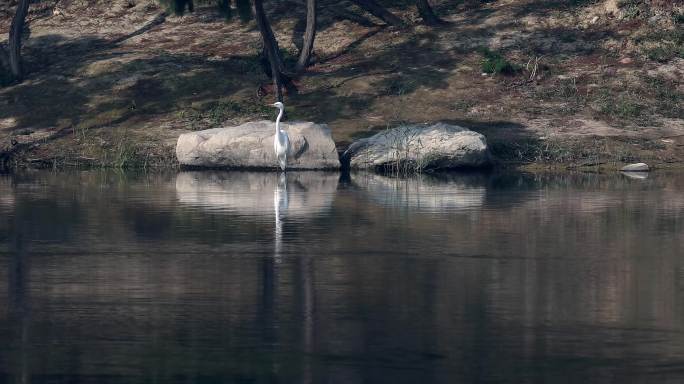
478 47 517 75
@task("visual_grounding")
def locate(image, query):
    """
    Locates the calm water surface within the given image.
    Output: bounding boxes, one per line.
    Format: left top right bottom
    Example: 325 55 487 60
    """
1 170 683 383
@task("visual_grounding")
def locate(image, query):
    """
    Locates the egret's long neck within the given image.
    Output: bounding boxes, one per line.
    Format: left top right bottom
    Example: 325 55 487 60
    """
275 107 284 133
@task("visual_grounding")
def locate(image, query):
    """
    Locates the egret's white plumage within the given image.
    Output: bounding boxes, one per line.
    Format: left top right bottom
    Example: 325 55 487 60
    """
272 102 290 171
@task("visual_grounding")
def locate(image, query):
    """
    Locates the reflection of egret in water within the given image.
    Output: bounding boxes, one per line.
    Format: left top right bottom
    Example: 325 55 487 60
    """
274 172 288 263
273 172 315 384
0 175 14 210
175 171 338 217
174 170 333 382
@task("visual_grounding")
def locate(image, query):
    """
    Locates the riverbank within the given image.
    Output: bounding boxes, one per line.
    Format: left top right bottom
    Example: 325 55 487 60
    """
1 0 682 171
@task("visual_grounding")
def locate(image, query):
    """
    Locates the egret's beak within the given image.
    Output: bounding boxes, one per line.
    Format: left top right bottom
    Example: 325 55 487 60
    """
271 103 278 107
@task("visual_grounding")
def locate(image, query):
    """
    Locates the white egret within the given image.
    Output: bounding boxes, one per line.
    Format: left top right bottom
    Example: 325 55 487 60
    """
272 102 290 171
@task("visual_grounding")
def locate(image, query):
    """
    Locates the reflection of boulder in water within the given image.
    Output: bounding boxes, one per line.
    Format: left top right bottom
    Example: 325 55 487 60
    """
175 171 339 216
352 173 486 211
621 171 648 180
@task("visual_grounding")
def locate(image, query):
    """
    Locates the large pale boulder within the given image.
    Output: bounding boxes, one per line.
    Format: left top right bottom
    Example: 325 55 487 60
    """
176 121 340 169
342 123 489 171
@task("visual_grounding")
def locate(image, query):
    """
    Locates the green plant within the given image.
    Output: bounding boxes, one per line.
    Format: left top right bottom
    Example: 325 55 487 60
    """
674 12 684 25
530 77 587 115
177 99 271 129
644 43 684 62
646 76 683 118
453 99 476 112
614 98 643 118
553 77 580 98
379 76 418 96
568 0 598 6
593 90 644 120
112 132 136 169
479 47 517 75
617 0 641 19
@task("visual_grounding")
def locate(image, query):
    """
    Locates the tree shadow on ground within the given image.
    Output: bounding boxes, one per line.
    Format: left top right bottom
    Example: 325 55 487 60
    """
1 0 654 167
0 28 273 168
290 29 461 123
510 0 599 19
22 12 167 74
1 46 262 130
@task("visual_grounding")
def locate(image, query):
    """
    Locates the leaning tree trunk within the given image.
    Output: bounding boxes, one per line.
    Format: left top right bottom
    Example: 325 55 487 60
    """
0 45 10 74
254 0 284 101
295 0 316 73
8 0 30 82
349 0 405 28
416 0 442 25
262 11 289 76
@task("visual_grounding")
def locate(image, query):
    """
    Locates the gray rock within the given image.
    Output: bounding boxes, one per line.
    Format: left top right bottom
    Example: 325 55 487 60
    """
176 121 340 170
342 123 489 171
620 163 649 172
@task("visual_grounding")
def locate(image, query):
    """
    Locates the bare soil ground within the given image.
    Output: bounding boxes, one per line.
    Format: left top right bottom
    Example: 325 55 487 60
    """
1 0 683 170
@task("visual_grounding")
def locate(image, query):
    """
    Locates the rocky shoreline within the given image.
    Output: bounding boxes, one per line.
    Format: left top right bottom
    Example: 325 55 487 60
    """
3 125 683 173
175 121 492 172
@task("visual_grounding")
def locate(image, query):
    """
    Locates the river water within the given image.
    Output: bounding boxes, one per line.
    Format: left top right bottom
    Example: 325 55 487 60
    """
0 170 683 383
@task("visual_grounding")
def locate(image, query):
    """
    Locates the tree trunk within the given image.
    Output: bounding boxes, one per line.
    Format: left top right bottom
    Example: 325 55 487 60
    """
256 0 291 76
268 49 284 102
0 45 10 74
295 0 316 73
266 18 288 74
254 0 284 101
415 0 442 25
8 0 30 82
349 0 405 28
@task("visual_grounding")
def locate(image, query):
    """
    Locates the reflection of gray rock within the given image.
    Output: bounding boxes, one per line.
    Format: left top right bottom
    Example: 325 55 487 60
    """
352 173 485 212
176 121 340 170
620 163 649 172
342 123 489 171
621 171 648 180
175 171 339 216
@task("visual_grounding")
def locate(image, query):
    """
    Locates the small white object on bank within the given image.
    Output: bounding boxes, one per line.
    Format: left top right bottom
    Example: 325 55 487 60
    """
620 163 650 172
